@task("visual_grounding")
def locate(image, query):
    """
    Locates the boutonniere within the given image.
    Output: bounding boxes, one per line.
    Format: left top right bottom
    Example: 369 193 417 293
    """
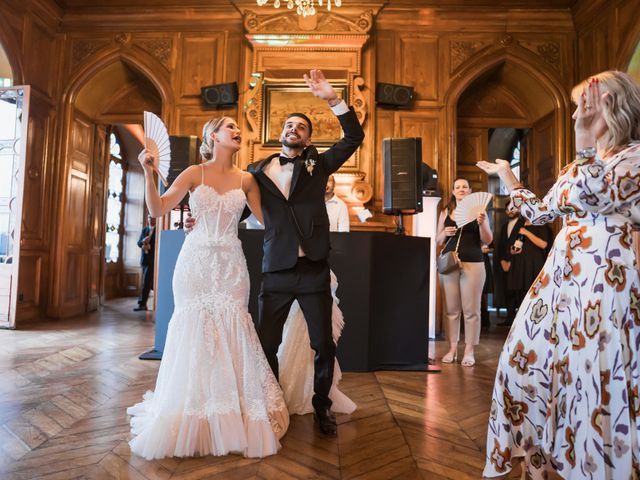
305 158 316 176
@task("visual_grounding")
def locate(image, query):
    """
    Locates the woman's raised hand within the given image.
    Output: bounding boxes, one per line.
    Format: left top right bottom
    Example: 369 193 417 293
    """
574 78 607 151
476 159 511 176
138 149 155 174
445 226 457 236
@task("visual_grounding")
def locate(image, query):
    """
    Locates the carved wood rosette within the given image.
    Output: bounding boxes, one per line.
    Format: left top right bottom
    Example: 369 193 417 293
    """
450 40 490 74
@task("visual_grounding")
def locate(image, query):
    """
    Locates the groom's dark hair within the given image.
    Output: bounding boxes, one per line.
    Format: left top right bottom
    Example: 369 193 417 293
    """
285 112 313 137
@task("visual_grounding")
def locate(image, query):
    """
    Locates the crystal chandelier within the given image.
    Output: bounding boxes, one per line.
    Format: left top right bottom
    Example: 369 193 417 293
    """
256 0 342 18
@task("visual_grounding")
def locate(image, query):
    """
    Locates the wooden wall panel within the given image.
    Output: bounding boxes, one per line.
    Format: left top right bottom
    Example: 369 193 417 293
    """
399 35 439 102
530 112 555 197
456 127 488 193
179 34 226 98
23 18 59 98
22 106 51 248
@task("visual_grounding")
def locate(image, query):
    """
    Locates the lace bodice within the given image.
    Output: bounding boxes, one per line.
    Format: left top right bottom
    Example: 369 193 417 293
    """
187 185 247 246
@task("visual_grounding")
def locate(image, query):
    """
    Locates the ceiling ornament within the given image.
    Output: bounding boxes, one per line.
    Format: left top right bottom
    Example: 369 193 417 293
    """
256 0 342 17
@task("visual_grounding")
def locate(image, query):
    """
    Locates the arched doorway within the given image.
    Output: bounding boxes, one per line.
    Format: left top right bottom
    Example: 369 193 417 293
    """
50 52 171 318
444 51 570 326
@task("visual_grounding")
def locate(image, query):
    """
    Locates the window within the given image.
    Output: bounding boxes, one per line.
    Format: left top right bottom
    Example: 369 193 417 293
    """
499 140 522 196
0 78 12 88
105 134 125 263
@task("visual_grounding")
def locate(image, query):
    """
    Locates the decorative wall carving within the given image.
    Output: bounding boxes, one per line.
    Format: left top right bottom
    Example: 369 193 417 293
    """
519 40 561 70
243 73 263 140
72 40 109 68
450 40 489 73
243 10 373 34
136 39 172 69
351 76 367 126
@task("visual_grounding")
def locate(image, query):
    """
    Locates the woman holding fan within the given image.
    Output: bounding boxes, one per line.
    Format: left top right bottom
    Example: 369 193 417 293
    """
436 177 493 366
127 116 289 460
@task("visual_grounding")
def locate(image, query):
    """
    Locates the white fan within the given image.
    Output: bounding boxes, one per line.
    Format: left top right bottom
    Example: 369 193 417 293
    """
454 192 493 227
143 111 171 187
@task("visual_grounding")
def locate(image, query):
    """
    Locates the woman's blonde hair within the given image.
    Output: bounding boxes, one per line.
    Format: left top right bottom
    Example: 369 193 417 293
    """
199 116 230 161
571 70 640 152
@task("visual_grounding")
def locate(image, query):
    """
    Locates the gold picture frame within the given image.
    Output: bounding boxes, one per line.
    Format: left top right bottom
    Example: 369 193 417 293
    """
262 83 347 146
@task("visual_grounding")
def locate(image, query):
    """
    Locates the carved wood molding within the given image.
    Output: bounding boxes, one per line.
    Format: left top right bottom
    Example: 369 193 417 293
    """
352 76 367 127
518 40 561 71
243 73 263 141
450 40 490 73
243 9 374 34
71 40 110 69
134 39 173 69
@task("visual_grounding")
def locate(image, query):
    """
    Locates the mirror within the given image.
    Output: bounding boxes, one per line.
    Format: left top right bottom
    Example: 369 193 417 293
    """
0 86 29 328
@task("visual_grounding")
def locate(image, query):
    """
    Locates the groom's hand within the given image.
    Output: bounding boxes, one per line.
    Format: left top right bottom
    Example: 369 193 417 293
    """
303 69 341 107
184 212 196 233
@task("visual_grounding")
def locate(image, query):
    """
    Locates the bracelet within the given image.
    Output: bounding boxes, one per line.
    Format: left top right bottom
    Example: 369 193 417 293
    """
576 147 597 160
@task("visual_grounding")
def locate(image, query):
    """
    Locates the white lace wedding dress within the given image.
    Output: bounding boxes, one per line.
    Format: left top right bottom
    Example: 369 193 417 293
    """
277 271 357 415
127 178 289 460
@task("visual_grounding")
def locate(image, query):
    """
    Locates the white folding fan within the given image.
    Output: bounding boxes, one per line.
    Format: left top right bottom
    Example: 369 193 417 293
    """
143 111 171 187
454 192 493 227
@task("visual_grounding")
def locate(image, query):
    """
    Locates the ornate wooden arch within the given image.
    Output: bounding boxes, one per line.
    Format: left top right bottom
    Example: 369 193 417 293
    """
442 45 571 193
62 45 174 118
0 14 24 84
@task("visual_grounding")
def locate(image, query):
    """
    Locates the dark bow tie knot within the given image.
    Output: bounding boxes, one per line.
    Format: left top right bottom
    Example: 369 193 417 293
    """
279 155 300 166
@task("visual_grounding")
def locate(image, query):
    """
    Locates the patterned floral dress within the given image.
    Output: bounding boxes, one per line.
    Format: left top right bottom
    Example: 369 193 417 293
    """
484 143 640 479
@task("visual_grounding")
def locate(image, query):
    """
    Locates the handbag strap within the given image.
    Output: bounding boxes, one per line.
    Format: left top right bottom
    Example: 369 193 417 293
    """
454 224 463 253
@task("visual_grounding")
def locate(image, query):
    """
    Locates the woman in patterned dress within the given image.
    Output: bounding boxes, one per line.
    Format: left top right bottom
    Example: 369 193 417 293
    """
478 71 640 478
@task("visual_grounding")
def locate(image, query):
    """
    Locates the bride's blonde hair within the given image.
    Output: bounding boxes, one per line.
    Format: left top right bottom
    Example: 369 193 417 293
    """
571 71 640 152
199 117 230 161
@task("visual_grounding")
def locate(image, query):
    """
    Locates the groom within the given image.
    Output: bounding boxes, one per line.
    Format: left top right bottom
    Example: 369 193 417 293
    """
250 70 364 436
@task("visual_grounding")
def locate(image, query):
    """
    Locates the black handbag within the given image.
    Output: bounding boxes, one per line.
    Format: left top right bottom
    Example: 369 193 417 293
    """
437 226 463 274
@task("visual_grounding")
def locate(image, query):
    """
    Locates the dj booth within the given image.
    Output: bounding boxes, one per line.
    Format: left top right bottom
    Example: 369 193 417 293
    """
151 230 430 372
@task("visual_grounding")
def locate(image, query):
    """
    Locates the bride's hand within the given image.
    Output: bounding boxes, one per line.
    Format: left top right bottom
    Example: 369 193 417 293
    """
476 159 511 176
138 149 155 174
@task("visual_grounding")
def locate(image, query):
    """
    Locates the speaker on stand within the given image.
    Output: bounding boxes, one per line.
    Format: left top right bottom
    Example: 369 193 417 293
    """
383 137 423 234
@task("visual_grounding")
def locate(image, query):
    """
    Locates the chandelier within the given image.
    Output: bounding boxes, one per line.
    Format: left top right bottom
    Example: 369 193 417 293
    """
256 0 342 18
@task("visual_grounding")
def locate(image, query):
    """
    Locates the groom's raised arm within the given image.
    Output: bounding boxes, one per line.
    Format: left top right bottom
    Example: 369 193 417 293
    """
303 69 364 175
321 106 364 175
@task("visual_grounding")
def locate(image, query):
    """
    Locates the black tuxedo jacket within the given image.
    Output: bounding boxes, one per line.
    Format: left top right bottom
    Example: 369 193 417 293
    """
248 107 364 273
137 226 156 267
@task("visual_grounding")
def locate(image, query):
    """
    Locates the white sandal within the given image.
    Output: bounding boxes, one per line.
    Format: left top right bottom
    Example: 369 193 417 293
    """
441 351 458 364
461 352 475 367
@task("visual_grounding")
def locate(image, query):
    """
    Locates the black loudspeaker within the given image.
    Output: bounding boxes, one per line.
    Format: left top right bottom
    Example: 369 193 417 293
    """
201 82 238 108
376 82 414 107
159 136 201 206
383 137 423 214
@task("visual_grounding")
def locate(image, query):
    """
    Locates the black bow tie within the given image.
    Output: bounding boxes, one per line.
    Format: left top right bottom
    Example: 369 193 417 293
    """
279 155 300 166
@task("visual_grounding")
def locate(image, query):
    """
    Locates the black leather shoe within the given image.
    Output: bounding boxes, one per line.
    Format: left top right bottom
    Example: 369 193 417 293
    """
314 408 337 436
133 305 148 311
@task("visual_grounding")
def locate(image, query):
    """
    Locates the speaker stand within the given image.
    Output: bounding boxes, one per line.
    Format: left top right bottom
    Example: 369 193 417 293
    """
394 213 406 235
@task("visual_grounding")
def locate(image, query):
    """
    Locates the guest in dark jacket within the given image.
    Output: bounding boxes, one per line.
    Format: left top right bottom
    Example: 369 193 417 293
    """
135 216 155 311
496 201 551 326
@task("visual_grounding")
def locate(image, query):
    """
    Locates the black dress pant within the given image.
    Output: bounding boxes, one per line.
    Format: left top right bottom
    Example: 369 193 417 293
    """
138 265 154 307
258 257 335 412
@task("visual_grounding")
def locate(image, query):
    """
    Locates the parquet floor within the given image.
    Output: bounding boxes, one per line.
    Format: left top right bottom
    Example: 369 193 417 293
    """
0 299 524 479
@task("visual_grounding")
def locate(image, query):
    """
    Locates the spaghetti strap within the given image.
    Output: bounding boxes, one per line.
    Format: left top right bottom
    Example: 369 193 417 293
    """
200 164 205 185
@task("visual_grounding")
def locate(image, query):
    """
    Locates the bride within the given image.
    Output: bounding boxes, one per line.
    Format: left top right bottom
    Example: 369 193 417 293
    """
127 116 289 460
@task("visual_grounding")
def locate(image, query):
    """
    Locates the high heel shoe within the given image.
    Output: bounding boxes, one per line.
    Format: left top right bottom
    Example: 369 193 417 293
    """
441 351 458 364
461 352 475 367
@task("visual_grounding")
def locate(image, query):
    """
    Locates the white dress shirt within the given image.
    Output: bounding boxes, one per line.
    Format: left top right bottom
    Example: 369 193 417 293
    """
325 194 350 232
263 99 349 255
